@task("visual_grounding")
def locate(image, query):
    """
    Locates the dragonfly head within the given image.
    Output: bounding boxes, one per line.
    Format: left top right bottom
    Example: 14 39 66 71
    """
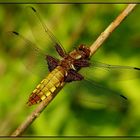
69 44 90 60
77 44 90 59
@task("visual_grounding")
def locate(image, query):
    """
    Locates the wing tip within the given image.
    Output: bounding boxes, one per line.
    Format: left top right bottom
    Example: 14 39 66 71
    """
12 31 19 35
120 94 127 100
30 6 36 12
134 67 140 70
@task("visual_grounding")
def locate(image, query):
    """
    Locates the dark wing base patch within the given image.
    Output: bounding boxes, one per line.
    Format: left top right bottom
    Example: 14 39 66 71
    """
64 69 84 82
46 55 59 71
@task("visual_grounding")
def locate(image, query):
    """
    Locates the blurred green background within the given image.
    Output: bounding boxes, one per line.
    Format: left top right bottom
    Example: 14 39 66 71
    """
0 4 140 136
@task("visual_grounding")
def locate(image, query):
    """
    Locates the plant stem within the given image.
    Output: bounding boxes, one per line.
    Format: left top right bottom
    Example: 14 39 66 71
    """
89 4 137 56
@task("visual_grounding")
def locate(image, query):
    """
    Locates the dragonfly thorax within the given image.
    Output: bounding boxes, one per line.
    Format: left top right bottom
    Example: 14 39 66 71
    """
60 55 76 71
60 45 90 72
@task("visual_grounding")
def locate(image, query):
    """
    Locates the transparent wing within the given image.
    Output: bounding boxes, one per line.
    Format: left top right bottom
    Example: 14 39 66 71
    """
8 31 50 79
73 59 140 111
82 60 140 82
26 6 66 58
70 78 129 112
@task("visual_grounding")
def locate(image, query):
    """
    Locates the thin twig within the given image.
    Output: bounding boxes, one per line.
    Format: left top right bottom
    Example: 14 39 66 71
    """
11 4 137 136
89 4 137 56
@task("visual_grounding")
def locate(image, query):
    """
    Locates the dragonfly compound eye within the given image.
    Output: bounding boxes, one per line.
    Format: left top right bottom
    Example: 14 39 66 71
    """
78 44 90 59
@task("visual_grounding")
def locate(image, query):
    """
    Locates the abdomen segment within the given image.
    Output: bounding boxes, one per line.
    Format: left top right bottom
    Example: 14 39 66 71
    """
27 66 65 106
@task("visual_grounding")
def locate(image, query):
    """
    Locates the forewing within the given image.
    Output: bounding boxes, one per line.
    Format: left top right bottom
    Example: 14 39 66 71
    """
81 60 140 82
26 6 67 58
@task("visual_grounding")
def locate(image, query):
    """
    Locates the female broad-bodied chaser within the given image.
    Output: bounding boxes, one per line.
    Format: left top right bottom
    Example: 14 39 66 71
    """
11 6 140 107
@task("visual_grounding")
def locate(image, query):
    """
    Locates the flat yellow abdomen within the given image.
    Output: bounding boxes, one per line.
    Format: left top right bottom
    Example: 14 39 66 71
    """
27 66 65 106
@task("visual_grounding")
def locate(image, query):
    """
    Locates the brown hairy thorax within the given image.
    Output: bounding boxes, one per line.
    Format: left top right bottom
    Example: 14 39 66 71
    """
60 44 91 71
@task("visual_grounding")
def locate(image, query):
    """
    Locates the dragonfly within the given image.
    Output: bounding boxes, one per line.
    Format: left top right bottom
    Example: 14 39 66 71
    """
11 6 140 107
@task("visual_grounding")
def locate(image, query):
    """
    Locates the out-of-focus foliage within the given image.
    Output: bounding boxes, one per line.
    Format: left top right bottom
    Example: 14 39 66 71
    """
0 4 140 136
